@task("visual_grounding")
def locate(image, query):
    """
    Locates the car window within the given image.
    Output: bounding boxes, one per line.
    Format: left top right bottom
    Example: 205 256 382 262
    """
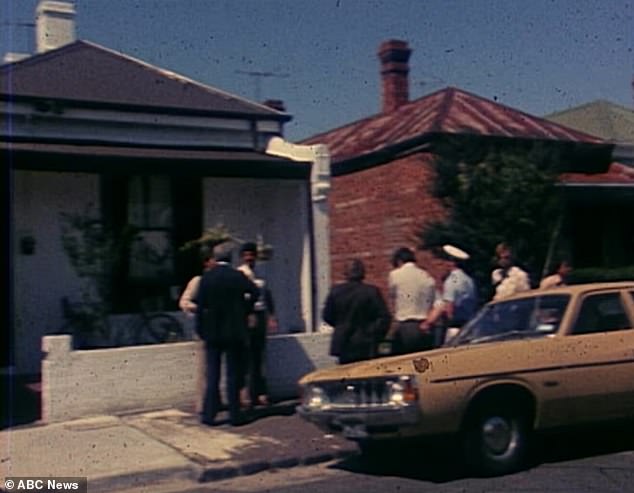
452 294 569 345
571 292 632 335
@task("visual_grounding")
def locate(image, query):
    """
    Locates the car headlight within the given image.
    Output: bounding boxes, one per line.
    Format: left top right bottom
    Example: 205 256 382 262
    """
386 376 418 405
302 384 330 409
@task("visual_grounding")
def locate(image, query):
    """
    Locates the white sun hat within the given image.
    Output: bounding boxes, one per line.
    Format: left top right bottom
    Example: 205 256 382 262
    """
442 244 470 261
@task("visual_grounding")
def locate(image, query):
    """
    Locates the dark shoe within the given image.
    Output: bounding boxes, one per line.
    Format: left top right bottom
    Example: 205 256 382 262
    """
229 413 252 427
201 417 218 427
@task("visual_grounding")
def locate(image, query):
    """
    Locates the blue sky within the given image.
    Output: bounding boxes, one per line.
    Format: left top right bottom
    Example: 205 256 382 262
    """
2 0 632 141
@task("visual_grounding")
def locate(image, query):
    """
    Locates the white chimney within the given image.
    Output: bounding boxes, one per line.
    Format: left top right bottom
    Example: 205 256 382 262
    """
36 1 76 53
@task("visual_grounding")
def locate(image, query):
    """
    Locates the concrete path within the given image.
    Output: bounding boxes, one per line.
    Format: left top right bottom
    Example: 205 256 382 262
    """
1 402 356 492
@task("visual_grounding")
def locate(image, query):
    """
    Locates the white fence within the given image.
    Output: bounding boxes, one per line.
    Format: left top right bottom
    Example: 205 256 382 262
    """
42 332 335 423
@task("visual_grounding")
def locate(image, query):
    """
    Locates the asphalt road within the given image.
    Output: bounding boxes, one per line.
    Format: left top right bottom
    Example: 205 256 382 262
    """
117 424 634 493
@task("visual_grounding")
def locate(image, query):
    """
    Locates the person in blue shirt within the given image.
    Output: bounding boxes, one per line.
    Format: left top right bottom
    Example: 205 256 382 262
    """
422 244 478 347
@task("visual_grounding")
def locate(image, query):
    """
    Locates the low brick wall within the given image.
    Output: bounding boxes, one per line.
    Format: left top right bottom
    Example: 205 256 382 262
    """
41 332 336 423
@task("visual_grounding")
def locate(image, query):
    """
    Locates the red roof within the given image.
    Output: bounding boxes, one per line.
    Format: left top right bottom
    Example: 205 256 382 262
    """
561 162 634 185
302 87 604 163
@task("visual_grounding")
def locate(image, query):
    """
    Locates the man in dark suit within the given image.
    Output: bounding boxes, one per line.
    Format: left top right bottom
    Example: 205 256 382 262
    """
196 242 259 426
323 259 391 364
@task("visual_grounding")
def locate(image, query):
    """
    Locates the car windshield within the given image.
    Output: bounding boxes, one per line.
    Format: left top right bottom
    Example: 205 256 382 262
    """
450 294 570 346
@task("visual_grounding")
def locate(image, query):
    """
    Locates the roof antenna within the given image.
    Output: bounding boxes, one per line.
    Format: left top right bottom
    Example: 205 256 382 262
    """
235 70 289 102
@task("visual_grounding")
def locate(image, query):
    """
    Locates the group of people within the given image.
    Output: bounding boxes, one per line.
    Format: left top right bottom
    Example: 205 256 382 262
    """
179 241 275 427
178 237 572 423
323 244 478 364
324 242 572 365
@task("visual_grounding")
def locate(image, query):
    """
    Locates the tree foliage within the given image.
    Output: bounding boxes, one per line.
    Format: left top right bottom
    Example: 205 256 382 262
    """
419 137 566 298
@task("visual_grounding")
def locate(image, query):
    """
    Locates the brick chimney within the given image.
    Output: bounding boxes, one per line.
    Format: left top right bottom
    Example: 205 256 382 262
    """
378 40 412 113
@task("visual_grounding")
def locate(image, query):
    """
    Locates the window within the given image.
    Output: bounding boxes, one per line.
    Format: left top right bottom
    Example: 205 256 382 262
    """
454 295 569 345
102 174 202 313
571 292 631 335
127 175 174 282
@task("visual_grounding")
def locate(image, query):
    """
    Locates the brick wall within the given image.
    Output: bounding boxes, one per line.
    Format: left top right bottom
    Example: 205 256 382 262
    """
329 153 448 296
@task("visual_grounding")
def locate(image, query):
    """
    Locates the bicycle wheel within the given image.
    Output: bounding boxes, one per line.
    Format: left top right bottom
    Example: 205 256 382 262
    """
145 313 184 343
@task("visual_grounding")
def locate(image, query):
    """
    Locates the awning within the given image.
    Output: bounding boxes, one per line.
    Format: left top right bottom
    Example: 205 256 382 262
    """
2 141 311 179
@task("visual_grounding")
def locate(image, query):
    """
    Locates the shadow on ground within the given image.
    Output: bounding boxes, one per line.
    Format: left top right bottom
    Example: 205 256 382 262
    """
176 399 298 427
0 374 41 429
331 437 469 483
330 422 634 483
537 421 634 465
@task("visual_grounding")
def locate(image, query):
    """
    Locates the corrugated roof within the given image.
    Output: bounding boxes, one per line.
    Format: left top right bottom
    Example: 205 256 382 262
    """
0 40 290 119
546 100 634 144
302 86 604 164
560 162 634 185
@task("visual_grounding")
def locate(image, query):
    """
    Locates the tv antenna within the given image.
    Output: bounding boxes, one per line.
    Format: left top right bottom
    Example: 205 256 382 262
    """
235 70 289 101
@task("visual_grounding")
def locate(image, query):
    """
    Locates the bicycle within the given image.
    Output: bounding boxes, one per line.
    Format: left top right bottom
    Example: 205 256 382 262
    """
59 297 185 348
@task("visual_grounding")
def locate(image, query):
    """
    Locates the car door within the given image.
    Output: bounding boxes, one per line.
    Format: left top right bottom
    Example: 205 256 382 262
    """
560 289 634 424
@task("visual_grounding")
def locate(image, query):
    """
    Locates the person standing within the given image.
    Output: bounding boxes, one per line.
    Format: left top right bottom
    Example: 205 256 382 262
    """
179 247 215 318
179 246 218 413
422 245 478 346
491 243 531 300
196 242 258 426
387 247 436 354
539 259 572 289
237 242 277 408
323 259 391 364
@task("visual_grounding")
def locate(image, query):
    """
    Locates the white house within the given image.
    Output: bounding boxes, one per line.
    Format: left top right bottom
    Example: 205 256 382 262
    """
2 31 330 375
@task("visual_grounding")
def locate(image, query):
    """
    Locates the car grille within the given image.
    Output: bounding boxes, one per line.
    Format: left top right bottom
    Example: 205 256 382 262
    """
321 378 398 409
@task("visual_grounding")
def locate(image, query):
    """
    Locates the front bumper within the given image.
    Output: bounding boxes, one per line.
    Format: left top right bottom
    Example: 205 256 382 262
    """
297 404 422 439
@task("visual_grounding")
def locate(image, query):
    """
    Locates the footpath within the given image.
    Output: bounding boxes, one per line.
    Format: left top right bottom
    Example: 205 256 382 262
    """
0 401 357 492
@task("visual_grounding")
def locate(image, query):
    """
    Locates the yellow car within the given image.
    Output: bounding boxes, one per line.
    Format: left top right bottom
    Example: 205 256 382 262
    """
298 282 634 476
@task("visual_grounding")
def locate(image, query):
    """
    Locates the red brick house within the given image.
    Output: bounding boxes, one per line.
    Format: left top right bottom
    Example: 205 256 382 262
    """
302 40 626 294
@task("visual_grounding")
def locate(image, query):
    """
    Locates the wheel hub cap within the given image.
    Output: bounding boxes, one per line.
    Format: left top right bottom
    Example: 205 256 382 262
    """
482 416 513 455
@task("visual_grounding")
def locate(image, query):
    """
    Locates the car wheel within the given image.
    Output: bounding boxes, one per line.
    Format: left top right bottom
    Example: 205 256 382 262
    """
463 403 531 476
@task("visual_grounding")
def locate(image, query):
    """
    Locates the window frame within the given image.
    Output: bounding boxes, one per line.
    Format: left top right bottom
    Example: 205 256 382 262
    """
569 290 633 336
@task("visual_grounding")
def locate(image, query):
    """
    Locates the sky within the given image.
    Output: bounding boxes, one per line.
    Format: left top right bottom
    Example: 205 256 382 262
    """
1 0 633 141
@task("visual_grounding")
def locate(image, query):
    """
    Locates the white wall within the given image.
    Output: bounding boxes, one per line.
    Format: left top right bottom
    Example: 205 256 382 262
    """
13 170 100 374
42 333 336 423
12 173 312 374
202 178 311 332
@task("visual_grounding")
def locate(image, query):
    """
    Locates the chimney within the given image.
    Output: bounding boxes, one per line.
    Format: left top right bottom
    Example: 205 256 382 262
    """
263 99 286 112
378 39 412 113
36 1 76 53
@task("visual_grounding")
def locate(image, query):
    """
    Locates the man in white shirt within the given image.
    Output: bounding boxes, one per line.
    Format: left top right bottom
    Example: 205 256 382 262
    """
539 259 572 289
237 242 277 408
491 243 531 300
388 247 436 354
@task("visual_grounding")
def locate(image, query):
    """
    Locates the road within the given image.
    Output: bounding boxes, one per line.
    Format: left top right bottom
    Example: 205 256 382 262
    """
118 425 634 493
